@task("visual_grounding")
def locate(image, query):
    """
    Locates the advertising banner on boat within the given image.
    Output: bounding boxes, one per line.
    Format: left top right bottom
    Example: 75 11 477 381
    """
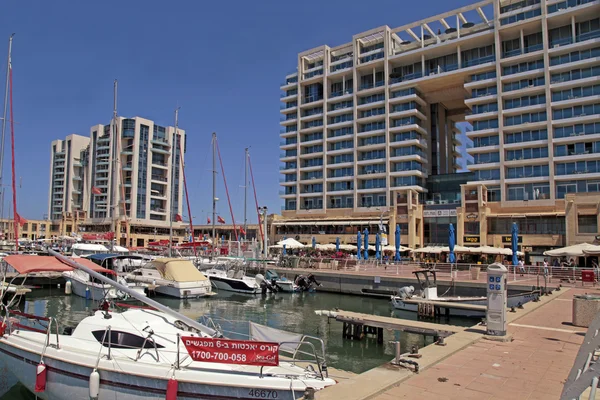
181 337 279 366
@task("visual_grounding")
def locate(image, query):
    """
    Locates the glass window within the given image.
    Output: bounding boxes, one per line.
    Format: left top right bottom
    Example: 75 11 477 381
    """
578 215 598 234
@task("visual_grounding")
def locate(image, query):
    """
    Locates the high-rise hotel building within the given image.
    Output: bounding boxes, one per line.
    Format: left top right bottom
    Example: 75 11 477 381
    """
48 117 187 246
277 0 600 257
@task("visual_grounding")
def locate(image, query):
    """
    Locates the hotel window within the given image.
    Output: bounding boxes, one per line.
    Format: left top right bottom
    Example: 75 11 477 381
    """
464 222 480 235
505 129 548 144
554 123 600 138
578 215 598 234
553 104 600 120
487 186 501 202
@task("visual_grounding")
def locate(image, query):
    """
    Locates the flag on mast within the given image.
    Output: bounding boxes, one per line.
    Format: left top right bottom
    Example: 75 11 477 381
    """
92 186 102 195
175 214 183 222
207 217 211 224
217 216 225 224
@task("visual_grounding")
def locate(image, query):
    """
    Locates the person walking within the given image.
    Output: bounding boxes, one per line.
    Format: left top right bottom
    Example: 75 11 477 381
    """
543 258 549 277
518 258 526 276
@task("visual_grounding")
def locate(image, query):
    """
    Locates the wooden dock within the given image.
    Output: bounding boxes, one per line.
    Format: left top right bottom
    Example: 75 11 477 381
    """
401 298 487 318
323 310 465 343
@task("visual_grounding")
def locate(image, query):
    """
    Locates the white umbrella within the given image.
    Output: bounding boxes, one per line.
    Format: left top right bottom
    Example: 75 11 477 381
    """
277 238 305 249
316 243 336 251
583 245 600 256
411 246 444 254
544 243 598 257
338 244 357 251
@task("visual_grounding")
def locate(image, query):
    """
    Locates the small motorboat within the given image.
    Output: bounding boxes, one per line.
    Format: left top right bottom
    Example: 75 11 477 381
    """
264 270 297 292
204 263 259 294
294 273 322 292
127 258 213 299
391 268 539 318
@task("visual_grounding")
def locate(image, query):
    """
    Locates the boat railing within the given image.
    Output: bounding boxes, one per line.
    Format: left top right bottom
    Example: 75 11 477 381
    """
1 305 61 349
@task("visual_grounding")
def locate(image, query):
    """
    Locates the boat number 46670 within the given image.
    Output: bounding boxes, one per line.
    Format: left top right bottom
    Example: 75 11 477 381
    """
248 389 278 398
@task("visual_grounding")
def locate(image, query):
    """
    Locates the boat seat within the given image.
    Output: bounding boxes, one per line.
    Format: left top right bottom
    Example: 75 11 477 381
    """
234 270 244 279
226 270 235 278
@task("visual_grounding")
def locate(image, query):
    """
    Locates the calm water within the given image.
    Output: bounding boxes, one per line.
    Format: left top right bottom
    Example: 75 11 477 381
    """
0 288 472 399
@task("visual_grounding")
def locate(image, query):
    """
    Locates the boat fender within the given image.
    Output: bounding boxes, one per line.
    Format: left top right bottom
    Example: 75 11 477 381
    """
35 362 47 393
0 322 6 337
166 377 178 400
89 369 100 399
85 287 90 300
65 281 72 295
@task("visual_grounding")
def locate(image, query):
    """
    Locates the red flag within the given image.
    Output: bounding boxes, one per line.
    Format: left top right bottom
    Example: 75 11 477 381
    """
217 216 225 224
175 214 183 222
240 227 246 236
15 212 27 227
92 186 102 195
207 217 211 224
103 232 115 240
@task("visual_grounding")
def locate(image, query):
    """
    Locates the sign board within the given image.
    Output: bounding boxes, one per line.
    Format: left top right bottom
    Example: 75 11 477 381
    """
464 236 480 244
423 209 457 218
502 236 523 243
181 337 279 366
381 234 388 246
582 270 595 283
466 213 478 220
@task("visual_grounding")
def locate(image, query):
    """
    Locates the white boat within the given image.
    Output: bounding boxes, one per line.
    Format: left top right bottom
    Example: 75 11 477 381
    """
0 253 336 400
127 258 213 299
264 270 297 292
62 269 120 300
204 263 259 294
390 269 540 318
71 243 109 258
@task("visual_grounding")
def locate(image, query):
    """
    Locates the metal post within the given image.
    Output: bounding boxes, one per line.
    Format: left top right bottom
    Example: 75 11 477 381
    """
169 107 179 258
0 34 14 221
262 207 268 259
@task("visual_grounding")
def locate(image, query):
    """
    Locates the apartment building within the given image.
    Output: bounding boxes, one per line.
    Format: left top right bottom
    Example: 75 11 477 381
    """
48 134 90 220
278 0 600 258
49 117 187 247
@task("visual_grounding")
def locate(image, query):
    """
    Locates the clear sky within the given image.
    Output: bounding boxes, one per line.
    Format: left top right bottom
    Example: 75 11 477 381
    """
0 0 473 224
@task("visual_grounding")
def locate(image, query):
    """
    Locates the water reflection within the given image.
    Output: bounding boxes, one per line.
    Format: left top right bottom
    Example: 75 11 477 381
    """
0 289 473 399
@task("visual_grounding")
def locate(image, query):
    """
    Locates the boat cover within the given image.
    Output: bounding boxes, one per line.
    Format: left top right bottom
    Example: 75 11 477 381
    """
148 258 209 282
3 255 116 275
249 322 303 354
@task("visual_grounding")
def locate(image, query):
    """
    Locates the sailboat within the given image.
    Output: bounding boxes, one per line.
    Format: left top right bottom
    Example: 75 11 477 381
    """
0 252 336 399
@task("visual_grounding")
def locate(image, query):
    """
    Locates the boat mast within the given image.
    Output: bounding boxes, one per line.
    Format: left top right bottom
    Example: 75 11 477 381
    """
169 107 179 257
211 132 216 257
110 80 118 251
0 34 14 225
243 147 248 240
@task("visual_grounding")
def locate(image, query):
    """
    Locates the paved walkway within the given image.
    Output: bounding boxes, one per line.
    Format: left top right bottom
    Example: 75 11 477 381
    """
372 288 592 400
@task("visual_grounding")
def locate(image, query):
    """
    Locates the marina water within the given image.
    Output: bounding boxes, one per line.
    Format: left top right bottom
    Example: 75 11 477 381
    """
0 288 472 398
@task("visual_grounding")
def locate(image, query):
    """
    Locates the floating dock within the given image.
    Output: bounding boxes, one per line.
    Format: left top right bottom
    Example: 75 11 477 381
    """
316 309 465 343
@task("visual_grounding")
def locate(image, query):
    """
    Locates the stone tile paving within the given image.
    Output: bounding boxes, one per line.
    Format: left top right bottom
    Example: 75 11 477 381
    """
371 288 595 400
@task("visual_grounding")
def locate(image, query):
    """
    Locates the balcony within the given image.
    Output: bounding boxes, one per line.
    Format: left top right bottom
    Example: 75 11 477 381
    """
329 89 353 99
151 174 168 182
150 207 167 214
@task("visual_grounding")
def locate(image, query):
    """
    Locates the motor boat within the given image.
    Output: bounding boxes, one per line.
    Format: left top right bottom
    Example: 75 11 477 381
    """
126 258 213 299
390 268 540 318
263 270 297 292
294 274 322 292
85 254 148 274
204 262 259 294
0 253 336 399
70 243 110 258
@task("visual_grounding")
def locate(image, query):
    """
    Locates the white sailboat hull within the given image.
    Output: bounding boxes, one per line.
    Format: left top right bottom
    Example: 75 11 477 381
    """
0 341 309 400
63 274 118 300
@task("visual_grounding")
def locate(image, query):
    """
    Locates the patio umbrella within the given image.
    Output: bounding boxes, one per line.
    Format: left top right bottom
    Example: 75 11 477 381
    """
375 233 381 260
512 223 519 266
283 236 287 255
395 224 401 262
448 223 456 263
336 237 340 253
363 229 369 260
357 230 362 260
312 237 316 249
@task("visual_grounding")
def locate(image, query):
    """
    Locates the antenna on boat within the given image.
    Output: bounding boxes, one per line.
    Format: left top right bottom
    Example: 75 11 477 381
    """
110 79 118 252
211 132 217 258
169 107 180 258
0 34 14 228
243 147 248 241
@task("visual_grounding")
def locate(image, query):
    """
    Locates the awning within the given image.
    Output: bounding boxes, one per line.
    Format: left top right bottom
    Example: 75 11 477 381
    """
4 255 116 275
273 219 389 226
489 212 564 218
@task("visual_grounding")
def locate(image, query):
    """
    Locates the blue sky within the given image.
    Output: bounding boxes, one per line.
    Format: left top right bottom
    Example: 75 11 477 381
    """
0 0 473 223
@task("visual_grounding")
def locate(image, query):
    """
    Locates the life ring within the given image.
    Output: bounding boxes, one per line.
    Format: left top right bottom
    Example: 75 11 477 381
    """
295 235 300 240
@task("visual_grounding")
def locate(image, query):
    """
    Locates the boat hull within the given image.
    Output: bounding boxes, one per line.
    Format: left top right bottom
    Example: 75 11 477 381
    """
155 283 213 299
0 342 306 400
391 291 539 318
208 276 258 294
64 277 118 300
